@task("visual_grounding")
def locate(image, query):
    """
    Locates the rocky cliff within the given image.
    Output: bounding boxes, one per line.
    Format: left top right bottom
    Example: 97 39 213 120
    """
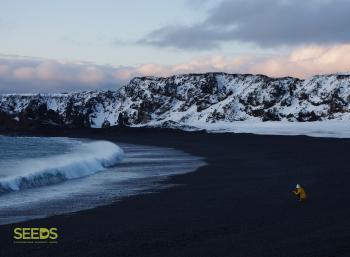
1 73 350 130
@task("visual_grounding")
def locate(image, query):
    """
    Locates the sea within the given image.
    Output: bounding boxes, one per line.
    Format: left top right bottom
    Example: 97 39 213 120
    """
0 136 205 225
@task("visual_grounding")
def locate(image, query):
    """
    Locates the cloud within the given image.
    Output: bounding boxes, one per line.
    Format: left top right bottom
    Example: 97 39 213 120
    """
123 44 350 79
0 56 129 93
140 0 350 50
0 65 10 76
78 66 105 84
133 55 253 77
1 44 350 93
139 25 222 50
249 44 350 78
13 67 36 80
36 61 61 81
185 0 219 11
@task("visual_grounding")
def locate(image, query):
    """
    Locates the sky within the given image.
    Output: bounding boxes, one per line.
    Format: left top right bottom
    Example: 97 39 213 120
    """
1 0 350 92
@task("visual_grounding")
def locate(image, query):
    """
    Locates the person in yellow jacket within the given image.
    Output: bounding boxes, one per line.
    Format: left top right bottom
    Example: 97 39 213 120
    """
293 184 307 201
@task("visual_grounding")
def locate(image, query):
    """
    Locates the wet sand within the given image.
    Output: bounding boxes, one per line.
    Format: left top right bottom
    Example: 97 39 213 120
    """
1 127 350 257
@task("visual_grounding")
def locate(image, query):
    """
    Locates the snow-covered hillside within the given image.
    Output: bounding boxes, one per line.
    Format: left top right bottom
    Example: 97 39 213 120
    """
1 73 350 133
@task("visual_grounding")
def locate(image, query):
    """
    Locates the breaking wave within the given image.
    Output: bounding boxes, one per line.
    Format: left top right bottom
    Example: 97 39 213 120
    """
0 141 124 193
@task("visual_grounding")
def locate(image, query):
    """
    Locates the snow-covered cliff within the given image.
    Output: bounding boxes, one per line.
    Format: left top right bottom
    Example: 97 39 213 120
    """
1 73 350 130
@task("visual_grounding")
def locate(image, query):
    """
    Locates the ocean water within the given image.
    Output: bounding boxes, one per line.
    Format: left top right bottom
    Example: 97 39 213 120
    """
0 136 205 225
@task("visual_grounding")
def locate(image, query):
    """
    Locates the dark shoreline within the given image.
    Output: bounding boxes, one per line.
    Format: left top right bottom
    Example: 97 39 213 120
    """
1 128 350 257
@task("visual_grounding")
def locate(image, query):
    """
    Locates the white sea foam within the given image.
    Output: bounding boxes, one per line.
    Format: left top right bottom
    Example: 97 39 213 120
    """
0 141 205 225
0 141 124 193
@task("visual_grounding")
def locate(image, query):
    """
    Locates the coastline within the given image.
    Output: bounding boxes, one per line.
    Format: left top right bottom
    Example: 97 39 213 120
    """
1 128 350 257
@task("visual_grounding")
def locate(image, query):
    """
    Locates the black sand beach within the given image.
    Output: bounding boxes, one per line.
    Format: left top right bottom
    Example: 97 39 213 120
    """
1 128 350 257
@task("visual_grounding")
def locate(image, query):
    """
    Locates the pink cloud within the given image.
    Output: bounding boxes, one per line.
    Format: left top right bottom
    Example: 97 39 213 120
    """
36 60 61 81
13 67 36 80
130 44 350 79
0 65 10 76
113 68 137 80
0 58 118 92
134 55 252 78
1 44 350 92
78 66 105 84
249 44 350 78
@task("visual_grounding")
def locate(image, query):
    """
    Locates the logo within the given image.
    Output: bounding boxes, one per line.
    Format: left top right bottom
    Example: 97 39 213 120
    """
13 227 58 244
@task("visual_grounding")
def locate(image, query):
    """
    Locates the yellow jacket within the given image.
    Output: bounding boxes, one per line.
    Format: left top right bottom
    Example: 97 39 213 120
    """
293 187 307 200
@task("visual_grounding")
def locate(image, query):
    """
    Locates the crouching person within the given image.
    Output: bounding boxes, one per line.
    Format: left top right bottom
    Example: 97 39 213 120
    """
293 184 307 202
